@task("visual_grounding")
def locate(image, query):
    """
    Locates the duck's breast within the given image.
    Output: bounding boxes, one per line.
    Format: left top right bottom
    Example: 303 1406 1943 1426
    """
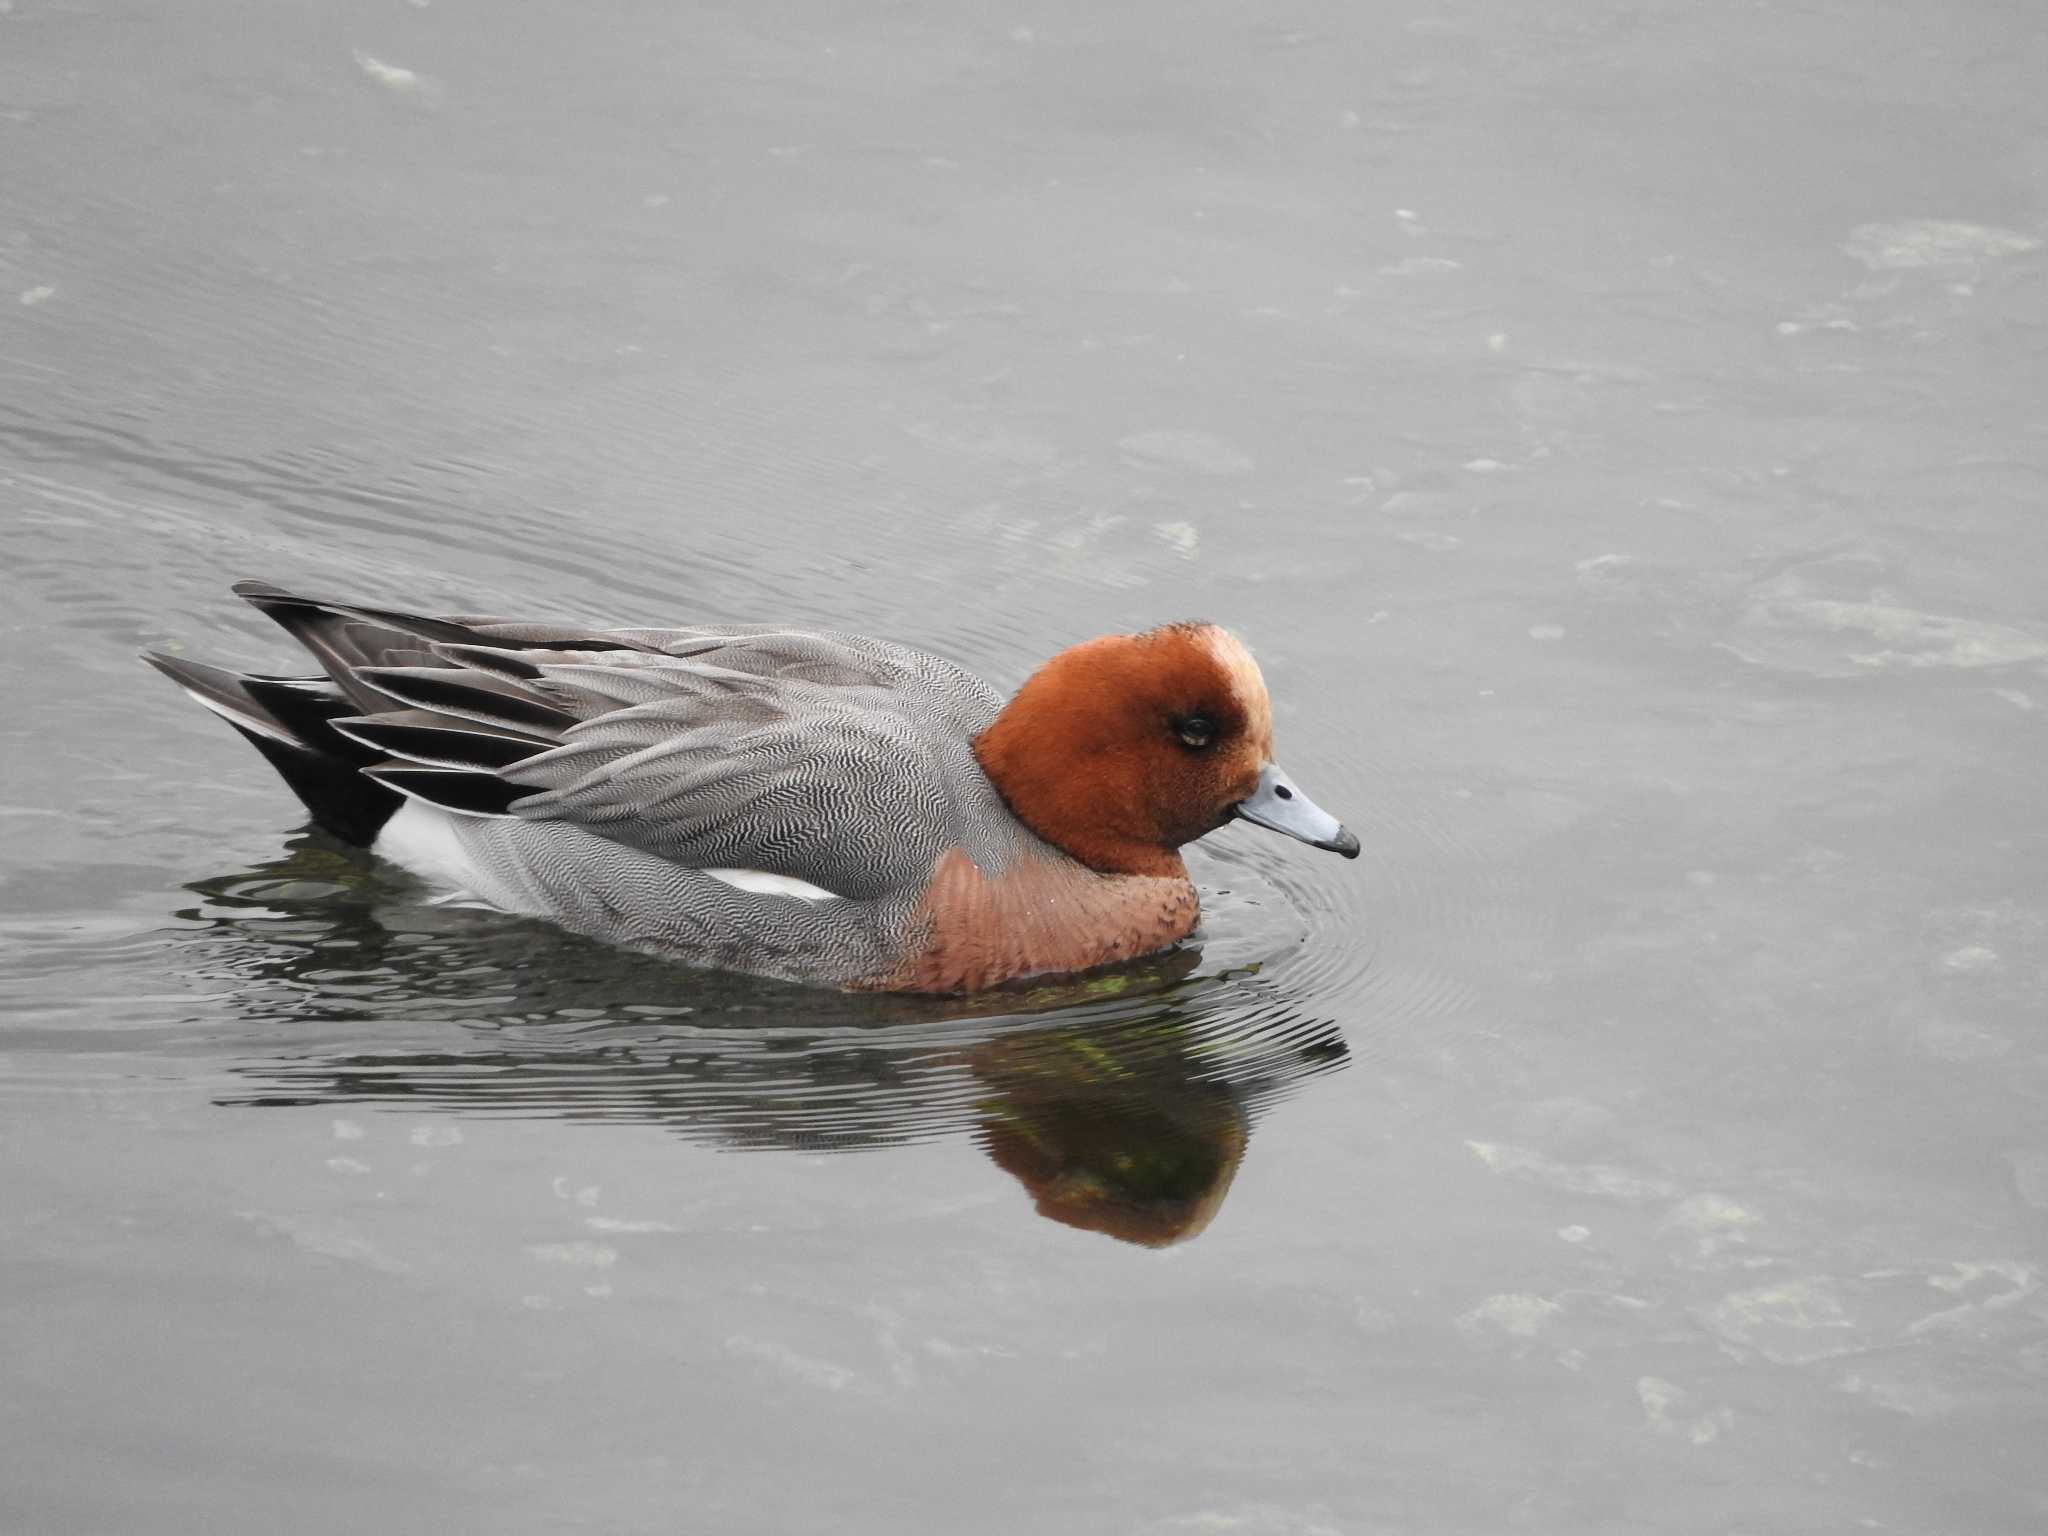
877 845 1200 993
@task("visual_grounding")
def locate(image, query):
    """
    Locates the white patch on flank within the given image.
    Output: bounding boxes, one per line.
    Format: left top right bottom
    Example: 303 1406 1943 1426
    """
375 803 842 912
1200 627 1273 747
375 799 493 894
703 868 842 902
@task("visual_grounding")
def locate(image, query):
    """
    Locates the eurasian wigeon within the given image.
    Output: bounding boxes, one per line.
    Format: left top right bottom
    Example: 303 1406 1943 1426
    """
147 583 1358 993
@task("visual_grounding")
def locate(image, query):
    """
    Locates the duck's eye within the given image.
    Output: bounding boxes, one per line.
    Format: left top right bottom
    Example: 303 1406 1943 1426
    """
1175 714 1216 750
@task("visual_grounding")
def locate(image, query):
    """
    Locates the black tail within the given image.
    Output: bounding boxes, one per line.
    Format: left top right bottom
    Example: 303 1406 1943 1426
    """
146 581 622 845
143 650 404 843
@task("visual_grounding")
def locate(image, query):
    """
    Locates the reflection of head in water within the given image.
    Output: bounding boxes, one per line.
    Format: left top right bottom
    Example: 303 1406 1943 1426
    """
186 836 1349 1246
973 1028 1250 1246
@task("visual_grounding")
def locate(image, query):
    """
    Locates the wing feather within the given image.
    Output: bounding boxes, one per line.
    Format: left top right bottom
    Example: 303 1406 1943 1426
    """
503 660 978 901
220 584 1005 895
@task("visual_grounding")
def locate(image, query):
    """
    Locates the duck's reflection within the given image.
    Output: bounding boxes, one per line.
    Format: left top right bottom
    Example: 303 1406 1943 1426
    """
184 836 1349 1246
970 1031 1254 1245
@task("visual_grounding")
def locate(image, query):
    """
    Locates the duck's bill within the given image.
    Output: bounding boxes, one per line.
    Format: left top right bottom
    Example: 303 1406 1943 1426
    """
1230 762 1360 859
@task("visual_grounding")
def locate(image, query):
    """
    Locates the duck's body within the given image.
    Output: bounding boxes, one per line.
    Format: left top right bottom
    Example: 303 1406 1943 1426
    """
148 584 1356 993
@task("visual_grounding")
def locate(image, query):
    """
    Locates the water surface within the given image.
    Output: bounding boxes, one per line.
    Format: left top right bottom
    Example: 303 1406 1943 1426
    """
4 2 2047 1532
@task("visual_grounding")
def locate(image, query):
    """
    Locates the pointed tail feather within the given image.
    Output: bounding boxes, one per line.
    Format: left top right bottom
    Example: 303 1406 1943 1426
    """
149 580 623 845
143 650 403 844
230 582 448 714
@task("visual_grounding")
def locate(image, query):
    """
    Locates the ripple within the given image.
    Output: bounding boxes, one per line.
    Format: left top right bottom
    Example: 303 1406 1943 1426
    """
143 838 1356 1246
0 389 1539 1244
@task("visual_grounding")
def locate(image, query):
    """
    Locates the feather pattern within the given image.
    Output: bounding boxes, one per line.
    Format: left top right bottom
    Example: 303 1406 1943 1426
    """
148 583 1137 990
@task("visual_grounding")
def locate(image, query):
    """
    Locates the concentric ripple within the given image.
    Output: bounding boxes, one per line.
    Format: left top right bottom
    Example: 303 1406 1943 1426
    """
155 836 1344 1245
0 398 1543 1246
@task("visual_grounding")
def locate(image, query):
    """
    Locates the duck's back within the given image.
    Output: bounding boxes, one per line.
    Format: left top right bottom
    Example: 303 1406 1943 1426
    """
422 623 1043 985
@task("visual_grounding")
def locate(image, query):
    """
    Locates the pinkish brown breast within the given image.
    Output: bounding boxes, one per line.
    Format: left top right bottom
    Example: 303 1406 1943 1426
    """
874 848 1201 994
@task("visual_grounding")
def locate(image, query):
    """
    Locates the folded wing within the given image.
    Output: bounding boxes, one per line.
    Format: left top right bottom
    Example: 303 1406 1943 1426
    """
193 584 1002 899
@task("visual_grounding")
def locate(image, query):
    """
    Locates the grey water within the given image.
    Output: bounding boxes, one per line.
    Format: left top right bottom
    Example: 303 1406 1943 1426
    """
4 2 2047 1532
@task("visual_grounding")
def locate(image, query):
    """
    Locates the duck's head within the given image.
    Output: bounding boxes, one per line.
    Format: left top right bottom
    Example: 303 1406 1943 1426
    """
974 622 1360 879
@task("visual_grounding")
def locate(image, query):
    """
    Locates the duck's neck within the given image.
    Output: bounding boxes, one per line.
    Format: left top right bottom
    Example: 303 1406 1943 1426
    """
973 703 1187 881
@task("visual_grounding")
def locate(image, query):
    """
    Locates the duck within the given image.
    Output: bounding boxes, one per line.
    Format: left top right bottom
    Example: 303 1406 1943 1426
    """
146 582 1358 993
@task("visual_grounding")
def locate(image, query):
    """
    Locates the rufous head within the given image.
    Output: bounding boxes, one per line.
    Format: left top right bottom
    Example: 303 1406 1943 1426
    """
973 622 1359 879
